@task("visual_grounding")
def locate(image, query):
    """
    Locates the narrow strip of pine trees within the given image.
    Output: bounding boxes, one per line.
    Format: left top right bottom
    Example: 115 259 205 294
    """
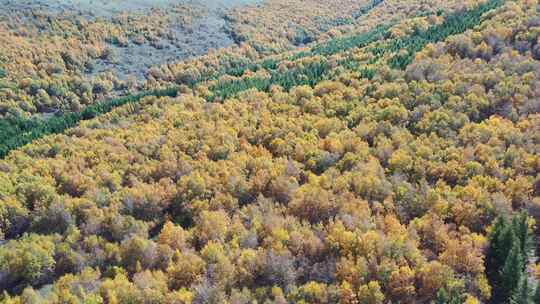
0 88 177 158
367 0 505 69
209 0 505 101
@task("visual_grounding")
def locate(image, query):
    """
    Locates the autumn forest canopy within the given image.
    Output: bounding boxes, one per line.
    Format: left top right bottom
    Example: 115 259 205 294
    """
0 0 540 303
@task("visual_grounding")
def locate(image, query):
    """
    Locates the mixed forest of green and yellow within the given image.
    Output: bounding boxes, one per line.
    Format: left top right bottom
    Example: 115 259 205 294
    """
1 0 540 303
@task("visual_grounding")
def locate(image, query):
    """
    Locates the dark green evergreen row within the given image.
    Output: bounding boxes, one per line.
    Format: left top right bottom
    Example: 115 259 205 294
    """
485 212 539 304
372 0 505 69
208 22 398 101
209 0 504 101
211 0 388 79
303 22 393 58
0 88 177 158
0 0 505 159
210 61 332 101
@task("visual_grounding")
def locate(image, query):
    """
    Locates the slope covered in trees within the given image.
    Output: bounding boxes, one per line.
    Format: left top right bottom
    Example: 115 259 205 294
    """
0 0 383 118
0 1 209 117
0 0 505 158
1 0 540 303
0 0 472 119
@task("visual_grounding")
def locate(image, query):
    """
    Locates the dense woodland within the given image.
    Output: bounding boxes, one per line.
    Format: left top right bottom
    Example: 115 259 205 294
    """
0 1 204 117
1 0 540 303
0 0 385 118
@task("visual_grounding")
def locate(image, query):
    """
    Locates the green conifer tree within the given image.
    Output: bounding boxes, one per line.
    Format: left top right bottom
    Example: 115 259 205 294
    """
487 217 507 284
534 283 540 304
512 212 530 259
497 226 519 268
501 242 524 302
511 276 530 304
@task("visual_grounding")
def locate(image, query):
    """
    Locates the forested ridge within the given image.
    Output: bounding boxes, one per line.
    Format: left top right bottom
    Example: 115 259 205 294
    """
0 0 390 159
0 0 386 119
1 0 540 303
0 0 504 158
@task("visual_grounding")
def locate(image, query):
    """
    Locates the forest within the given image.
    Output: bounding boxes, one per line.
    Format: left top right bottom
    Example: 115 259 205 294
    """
1 0 540 303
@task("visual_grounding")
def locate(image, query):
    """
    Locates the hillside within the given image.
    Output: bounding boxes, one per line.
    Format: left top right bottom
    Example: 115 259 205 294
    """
1 0 540 303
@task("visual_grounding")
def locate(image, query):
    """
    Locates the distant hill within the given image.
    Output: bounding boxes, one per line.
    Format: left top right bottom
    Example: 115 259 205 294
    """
1 0 539 303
